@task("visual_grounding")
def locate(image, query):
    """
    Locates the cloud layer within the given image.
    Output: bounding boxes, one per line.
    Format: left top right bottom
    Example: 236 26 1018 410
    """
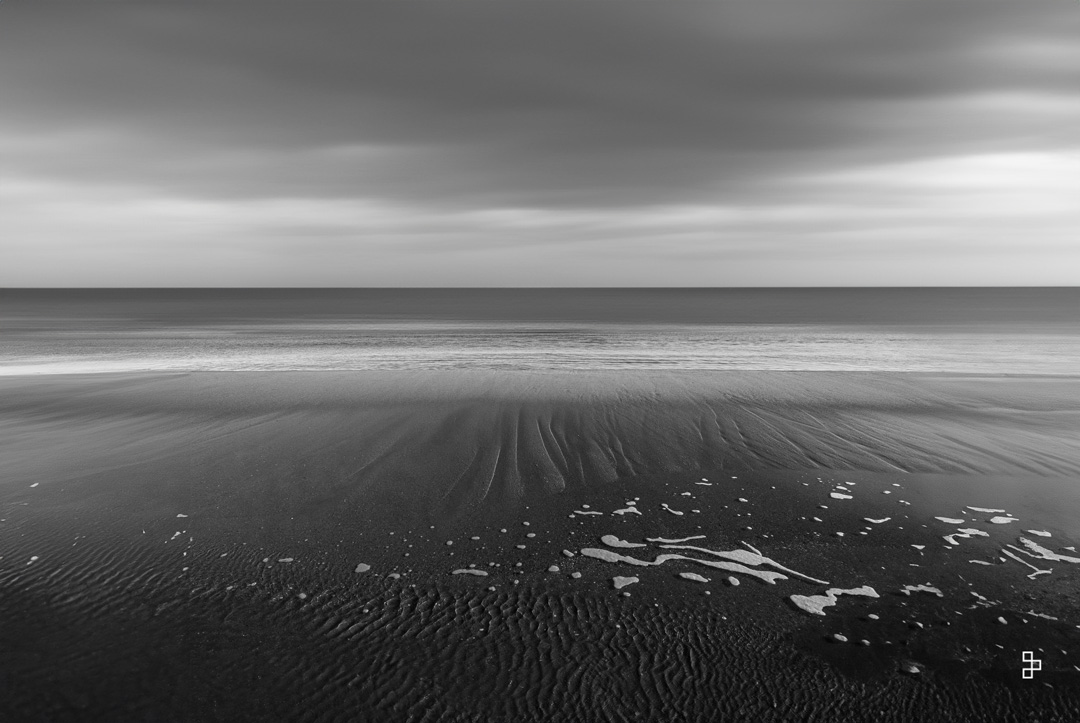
2 1 1078 285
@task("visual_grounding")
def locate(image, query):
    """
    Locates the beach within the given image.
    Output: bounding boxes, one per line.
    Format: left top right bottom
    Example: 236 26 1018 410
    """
5 0 1080 713
3 369 1079 721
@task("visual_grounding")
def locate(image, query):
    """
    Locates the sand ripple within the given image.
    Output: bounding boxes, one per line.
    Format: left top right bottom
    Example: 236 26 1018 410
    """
7 372 1080 523
2 529 1078 721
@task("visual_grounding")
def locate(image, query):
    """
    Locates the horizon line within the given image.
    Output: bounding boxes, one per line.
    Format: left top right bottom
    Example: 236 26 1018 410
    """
3 285 1079 291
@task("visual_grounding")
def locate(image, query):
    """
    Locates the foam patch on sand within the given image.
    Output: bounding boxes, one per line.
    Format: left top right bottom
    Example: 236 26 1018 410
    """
679 572 709 583
1024 530 1051 538
580 548 657 567
943 528 989 546
901 584 943 597
612 507 641 516
1024 610 1060 621
864 518 891 524
646 536 705 544
968 506 1006 513
1001 548 1052 579
613 576 639 589
935 517 965 524
601 534 646 549
660 503 684 516
657 543 829 585
1014 537 1080 563
829 492 852 500
789 586 879 616
989 516 1019 524
452 569 489 576
580 548 787 584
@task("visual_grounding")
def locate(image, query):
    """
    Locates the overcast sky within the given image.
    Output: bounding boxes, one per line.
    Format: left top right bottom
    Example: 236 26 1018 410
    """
2 1 1078 286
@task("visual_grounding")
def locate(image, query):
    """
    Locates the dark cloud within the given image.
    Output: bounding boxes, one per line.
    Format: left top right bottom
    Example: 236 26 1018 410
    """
3 1 1080 287
2 0 1078 210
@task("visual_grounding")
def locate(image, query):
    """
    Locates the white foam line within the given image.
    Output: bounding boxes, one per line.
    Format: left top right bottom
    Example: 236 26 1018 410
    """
676 556 783 580
579 548 786 584
740 541 764 556
601 534 647 549
574 510 603 516
1023 530 1051 538
580 548 656 567
1001 548 1052 578
967 506 1006 514
901 584 943 597
660 503 684 516
989 516 1019 525
1014 538 1080 563
864 518 891 524
829 492 852 500
452 569 489 576
934 517 965 525
658 544 829 585
646 535 705 544
1024 610 1060 621
612 507 641 516
679 572 709 583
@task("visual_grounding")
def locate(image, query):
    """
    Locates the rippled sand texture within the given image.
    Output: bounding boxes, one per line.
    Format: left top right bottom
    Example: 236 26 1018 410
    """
4 371 1080 520
3 370 1080 721
4 558 1077 722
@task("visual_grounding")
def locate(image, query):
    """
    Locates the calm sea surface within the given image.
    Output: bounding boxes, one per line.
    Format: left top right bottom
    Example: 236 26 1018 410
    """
2 288 1078 375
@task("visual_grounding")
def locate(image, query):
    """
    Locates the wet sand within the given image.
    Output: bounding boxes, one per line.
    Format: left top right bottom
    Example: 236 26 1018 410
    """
2 371 1080 721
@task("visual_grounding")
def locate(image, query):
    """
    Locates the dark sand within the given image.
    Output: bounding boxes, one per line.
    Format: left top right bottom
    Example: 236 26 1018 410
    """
2 371 1080 721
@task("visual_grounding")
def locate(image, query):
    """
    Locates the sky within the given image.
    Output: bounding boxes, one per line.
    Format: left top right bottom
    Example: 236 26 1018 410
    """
1 1 1078 287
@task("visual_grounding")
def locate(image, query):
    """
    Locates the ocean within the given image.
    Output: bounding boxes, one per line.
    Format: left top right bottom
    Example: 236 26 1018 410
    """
3 288 1078 374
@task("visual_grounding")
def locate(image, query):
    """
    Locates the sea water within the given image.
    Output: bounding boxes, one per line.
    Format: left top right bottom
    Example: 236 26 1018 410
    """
2 288 1078 375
